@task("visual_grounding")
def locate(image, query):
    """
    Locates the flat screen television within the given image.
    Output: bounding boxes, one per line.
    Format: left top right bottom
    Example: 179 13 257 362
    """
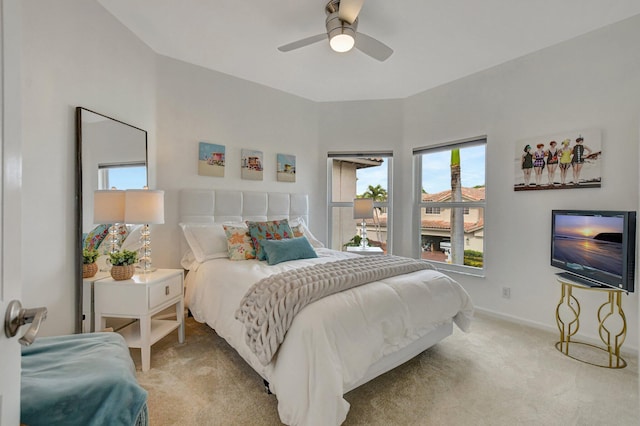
551 210 636 292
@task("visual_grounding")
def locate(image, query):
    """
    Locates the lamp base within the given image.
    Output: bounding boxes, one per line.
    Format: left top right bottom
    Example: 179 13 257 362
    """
101 224 121 271
360 219 368 249
137 224 156 273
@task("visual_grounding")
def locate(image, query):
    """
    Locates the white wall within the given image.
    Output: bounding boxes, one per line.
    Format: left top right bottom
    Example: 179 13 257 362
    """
21 0 156 335
152 56 319 269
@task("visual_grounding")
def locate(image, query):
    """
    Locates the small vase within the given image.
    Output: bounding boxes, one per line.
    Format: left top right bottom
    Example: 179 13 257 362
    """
83 262 98 278
110 264 135 281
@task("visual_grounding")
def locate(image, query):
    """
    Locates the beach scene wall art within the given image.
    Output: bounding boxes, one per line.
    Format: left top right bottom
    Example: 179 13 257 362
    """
198 142 225 177
514 129 601 191
277 153 296 182
241 149 264 180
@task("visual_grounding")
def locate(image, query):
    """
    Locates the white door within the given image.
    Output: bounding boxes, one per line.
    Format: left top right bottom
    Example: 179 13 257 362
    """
0 1 23 424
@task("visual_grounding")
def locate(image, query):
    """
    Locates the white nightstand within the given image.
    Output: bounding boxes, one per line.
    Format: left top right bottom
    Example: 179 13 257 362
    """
346 246 384 255
94 269 185 372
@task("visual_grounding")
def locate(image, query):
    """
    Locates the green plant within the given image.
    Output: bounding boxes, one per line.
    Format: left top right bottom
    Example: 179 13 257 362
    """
343 235 369 248
109 249 138 266
463 250 484 268
82 248 99 264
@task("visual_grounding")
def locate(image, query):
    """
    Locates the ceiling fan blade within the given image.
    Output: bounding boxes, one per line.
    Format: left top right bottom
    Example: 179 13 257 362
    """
277 34 326 52
338 0 365 24
355 32 393 61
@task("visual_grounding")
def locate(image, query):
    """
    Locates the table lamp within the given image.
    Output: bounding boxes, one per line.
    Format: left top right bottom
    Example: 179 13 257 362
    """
353 198 374 249
125 189 165 272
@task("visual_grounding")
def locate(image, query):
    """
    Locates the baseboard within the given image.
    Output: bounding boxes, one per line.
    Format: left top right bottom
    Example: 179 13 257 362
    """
473 307 638 356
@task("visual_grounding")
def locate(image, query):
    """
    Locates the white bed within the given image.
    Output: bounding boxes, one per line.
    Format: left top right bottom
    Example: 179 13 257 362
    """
179 189 474 426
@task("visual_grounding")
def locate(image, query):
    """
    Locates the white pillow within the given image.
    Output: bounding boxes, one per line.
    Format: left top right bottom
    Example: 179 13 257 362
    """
179 223 229 263
289 217 325 249
180 250 199 271
121 225 143 252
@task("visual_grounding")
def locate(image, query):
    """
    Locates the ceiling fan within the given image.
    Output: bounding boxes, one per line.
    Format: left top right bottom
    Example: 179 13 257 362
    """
277 0 393 62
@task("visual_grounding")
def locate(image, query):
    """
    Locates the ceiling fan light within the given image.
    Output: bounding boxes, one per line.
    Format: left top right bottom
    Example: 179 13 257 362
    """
326 10 357 53
330 33 355 52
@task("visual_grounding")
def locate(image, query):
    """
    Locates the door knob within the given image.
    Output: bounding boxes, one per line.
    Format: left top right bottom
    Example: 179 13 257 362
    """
4 300 48 346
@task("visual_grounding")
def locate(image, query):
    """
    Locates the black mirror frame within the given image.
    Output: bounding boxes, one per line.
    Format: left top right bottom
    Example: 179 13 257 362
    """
75 107 148 333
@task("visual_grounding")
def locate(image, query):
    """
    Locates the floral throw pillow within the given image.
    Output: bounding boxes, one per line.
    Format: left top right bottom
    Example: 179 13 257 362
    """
83 224 111 251
97 224 130 255
223 224 256 260
246 219 293 261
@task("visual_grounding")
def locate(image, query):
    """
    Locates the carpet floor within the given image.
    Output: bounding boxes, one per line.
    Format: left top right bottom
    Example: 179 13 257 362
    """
133 313 638 425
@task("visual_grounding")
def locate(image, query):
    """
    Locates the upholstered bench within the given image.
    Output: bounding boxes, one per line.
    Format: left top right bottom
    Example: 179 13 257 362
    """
21 332 148 426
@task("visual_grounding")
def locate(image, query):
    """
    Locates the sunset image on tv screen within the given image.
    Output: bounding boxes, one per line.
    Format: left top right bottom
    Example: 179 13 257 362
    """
555 215 623 239
553 214 623 276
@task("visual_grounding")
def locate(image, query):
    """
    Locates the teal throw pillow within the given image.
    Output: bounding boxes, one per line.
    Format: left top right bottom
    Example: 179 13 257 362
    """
261 236 318 265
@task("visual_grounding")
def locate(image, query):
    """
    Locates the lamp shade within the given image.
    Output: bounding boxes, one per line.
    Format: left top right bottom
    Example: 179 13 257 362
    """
93 190 125 223
353 198 374 219
124 189 165 224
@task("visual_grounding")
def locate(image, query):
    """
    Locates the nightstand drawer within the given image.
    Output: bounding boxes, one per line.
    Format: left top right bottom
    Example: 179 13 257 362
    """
149 274 182 310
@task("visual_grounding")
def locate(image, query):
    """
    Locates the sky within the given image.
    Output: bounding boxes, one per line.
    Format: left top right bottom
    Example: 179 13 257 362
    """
356 161 388 195
555 214 622 238
356 145 486 196
107 166 147 190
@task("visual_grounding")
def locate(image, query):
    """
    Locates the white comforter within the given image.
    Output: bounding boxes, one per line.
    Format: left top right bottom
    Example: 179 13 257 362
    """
186 248 473 426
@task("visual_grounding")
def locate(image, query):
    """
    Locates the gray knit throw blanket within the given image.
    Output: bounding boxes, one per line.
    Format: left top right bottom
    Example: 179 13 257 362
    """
235 255 434 366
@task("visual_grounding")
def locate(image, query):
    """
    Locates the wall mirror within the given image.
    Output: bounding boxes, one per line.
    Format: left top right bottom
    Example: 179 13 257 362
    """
75 107 147 332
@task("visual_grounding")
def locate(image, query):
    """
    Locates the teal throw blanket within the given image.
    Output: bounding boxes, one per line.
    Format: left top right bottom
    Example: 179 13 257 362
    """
21 332 148 426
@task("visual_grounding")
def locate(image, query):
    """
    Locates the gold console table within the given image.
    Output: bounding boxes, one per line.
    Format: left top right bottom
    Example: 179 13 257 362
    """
555 276 627 368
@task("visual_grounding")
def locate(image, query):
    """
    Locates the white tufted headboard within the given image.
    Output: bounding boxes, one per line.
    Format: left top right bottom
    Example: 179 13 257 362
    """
179 189 309 225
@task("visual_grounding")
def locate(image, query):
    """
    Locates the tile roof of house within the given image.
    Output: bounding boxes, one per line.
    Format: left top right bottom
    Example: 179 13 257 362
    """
422 187 485 202
364 213 484 233
421 216 484 233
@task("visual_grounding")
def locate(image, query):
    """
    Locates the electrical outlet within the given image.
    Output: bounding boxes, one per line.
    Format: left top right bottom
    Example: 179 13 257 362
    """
502 287 511 299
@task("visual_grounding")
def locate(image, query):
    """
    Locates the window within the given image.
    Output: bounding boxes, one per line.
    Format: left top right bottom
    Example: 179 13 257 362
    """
327 152 392 253
98 162 147 190
414 138 486 274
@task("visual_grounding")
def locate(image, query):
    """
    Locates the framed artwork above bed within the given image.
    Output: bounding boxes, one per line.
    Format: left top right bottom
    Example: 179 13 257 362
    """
276 153 296 182
198 142 226 177
241 149 263 180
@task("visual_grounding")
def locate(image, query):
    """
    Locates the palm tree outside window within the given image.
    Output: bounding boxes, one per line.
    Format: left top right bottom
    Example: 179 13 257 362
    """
414 138 486 275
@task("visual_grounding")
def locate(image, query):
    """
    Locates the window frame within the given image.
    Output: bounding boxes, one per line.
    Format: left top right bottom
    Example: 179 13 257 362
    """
327 151 393 253
413 137 486 276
